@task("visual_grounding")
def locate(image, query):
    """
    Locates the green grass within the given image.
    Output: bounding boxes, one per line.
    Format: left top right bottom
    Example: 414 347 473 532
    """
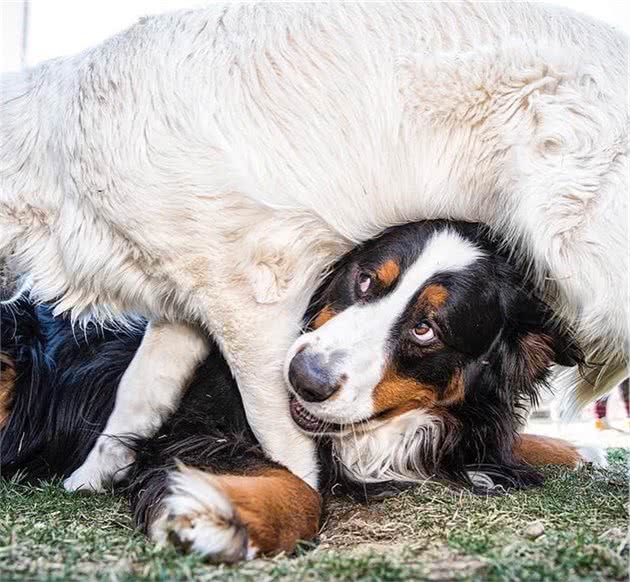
1 450 627 581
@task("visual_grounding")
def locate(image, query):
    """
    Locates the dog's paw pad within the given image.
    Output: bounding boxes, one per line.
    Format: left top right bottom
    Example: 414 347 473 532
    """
151 464 255 563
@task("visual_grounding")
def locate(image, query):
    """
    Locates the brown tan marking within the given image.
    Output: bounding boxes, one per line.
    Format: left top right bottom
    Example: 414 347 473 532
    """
419 283 449 310
375 259 400 287
0 353 16 429
440 369 466 405
372 369 436 416
312 305 337 330
513 434 583 468
213 467 321 555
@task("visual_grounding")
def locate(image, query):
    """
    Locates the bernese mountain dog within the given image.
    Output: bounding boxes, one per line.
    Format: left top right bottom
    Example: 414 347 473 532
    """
0 221 599 562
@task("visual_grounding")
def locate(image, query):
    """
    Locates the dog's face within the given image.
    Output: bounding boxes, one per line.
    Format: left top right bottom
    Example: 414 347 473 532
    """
285 221 580 490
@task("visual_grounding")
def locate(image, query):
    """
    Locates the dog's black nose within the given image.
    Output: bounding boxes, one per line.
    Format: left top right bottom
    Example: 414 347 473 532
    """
288 350 338 402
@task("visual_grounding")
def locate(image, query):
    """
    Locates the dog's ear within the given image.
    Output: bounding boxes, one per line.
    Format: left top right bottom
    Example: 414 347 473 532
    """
509 290 583 373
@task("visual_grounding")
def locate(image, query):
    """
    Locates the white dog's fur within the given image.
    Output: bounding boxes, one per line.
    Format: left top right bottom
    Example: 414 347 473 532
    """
1 3 627 491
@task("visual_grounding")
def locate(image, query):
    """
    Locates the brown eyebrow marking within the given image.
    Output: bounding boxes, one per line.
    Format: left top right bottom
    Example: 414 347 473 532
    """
312 305 337 329
375 259 400 286
418 284 449 310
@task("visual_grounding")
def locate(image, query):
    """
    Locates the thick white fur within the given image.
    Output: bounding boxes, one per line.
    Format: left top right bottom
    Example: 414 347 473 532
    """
332 411 609 489
332 410 439 484
1 3 627 489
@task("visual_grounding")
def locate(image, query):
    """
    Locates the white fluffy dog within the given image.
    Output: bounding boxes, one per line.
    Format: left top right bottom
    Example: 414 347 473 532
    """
1 3 627 492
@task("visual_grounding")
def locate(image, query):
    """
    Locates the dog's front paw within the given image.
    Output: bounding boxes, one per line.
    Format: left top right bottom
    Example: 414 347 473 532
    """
64 437 135 493
150 465 255 562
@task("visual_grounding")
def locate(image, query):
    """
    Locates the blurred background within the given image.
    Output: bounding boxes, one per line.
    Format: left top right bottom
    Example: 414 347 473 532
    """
1 1 628 447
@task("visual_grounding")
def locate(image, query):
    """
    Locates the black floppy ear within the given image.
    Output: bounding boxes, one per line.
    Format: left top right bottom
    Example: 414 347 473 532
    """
510 291 583 370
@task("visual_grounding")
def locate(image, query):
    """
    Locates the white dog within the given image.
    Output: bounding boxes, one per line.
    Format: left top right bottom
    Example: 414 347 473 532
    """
1 3 627 492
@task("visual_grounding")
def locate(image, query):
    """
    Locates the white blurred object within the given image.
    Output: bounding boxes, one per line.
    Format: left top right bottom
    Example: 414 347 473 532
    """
1 1 28 72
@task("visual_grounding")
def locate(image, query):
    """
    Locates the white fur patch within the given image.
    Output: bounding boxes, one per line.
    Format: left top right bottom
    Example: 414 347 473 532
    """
64 322 210 492
332 409 438 484
576 445 609 469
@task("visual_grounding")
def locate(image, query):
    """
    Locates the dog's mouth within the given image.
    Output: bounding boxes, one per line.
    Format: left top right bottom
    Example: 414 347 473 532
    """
289 396 346 435
289 395 386 435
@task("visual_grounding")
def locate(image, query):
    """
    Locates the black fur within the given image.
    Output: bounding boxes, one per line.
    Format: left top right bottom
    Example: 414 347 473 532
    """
0 301 140 480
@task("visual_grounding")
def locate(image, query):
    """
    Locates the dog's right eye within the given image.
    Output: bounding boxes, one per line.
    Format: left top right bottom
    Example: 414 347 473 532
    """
411 321 436 344
356 272 373 296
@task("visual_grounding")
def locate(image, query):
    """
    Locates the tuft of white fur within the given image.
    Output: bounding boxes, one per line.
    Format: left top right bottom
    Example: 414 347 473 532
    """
555 365 629 421
576 445 609 469
332 410 506 492
333 410 439 484
150 464 254 562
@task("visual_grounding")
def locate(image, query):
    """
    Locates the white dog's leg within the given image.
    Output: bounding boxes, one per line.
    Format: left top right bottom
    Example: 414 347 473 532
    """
64 321 209 492
208 300 321 490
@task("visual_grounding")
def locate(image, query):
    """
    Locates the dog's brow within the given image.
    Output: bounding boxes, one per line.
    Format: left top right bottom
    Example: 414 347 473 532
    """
375 260 400 286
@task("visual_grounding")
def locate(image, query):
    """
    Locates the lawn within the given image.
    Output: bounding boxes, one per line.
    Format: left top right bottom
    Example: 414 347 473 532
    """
0 450 627 581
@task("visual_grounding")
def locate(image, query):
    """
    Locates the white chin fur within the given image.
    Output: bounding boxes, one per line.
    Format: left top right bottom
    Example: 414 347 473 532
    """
332 409 438 484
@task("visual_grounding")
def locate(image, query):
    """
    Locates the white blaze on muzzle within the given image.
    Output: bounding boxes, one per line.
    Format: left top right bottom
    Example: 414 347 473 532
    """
285 230 484 423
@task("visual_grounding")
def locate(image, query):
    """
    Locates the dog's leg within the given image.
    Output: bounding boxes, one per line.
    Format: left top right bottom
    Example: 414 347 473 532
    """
149 463 321 561
207 297 321 489
514 434 608 469
64 321 209 492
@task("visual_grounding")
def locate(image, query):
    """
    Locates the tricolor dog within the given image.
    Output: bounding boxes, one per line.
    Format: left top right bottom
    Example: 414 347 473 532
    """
1 4 626 492
0 221 605 561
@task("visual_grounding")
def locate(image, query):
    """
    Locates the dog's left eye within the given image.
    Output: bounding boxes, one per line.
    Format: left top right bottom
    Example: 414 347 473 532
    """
412 322 435 343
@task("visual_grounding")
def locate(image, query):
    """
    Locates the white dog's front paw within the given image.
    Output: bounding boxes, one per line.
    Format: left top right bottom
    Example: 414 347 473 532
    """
64 437 135 493
150 464 256 562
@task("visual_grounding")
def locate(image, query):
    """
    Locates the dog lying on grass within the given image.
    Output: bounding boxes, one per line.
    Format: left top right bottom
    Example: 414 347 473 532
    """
1 3 627 494
0 221 605 561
